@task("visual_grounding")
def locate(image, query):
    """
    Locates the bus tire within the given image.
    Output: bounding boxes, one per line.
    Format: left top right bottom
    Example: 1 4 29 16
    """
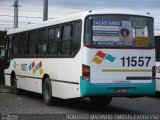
43 78 53 106
13 76 21 95
90 96 112 107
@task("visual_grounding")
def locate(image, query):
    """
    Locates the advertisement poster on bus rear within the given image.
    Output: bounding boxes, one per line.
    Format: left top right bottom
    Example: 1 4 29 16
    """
92 20 133 46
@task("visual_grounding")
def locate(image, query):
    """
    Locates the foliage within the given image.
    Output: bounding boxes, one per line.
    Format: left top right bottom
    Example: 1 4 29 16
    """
0 30 7 45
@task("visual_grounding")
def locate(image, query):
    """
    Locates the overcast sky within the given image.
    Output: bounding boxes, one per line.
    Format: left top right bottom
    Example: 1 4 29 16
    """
0 0 160 34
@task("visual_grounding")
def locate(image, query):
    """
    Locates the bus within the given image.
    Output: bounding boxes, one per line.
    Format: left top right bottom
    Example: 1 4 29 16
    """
5 11 156 106
155 35 160 92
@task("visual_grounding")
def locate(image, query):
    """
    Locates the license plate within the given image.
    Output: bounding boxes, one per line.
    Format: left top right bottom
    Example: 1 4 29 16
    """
115 88 128 93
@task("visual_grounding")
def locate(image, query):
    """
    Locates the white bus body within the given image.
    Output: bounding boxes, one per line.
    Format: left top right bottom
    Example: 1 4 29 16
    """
5 11 156 105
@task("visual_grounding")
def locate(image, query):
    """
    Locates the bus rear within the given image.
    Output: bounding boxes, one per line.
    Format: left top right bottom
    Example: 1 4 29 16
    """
80 14 155 98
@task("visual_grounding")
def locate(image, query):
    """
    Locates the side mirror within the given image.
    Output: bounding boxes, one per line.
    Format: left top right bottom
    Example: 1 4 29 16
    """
4 36 11 59
0 47 5 58
4 49 9 59
2 37 11 69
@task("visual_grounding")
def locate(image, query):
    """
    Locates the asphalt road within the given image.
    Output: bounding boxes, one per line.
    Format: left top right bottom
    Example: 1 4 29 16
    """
0 90 160 120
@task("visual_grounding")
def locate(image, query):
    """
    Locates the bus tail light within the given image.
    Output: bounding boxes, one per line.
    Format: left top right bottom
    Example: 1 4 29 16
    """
152 66 156 80
82 64 90 80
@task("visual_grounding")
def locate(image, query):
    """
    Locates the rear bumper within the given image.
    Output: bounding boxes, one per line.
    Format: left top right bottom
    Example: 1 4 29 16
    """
80 77 156 97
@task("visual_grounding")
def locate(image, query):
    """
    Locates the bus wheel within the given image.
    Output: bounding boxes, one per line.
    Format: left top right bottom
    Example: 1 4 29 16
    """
43 78 53 106
13 76 21 95
90 96 112 107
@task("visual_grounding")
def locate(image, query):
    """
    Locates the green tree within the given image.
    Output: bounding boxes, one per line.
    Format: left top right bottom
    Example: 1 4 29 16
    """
0 30 7 45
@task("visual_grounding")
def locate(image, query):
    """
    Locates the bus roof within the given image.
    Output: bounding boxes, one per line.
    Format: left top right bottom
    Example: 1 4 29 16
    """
7 10 153 35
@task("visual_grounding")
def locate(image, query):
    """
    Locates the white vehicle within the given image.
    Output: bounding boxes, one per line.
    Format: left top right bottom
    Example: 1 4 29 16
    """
5 11 156 106
155 35 160 92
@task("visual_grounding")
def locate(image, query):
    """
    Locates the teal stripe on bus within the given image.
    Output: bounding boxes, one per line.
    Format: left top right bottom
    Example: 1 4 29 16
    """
80 77 156 97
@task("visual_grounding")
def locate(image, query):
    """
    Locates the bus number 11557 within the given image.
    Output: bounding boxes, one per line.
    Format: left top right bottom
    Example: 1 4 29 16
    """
121 56 151 67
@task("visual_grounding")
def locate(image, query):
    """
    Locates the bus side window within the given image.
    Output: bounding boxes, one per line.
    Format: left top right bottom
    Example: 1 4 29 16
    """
13 34 18 57
18 32 27 56
48 27 59 56
60 25 72 55
28 31 37 56
72 22 82 55
37 29 47 56
8 35 13 57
